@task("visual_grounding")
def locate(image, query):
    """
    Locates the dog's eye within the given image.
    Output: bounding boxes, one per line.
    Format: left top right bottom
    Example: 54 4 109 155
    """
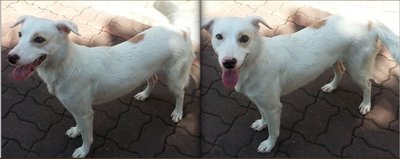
33 36 46 43
18 32 22 37
216 34 223 40
239 35 249 43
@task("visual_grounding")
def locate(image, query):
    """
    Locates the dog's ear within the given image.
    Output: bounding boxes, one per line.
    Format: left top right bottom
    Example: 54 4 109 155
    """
55 20 81 36
10 15 34 28
246 16 273 30
201 18 215 34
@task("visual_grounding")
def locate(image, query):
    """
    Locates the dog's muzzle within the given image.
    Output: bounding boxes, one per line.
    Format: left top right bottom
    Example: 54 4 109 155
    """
222 57 237 70
7 54 20 65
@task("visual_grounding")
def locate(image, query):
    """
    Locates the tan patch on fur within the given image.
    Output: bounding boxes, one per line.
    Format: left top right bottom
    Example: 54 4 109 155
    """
368 20 373 31
374 36 382 55
143 25 151 31
181 30 187 41
309 19 327 29
129 33 144 43
334 61 346 74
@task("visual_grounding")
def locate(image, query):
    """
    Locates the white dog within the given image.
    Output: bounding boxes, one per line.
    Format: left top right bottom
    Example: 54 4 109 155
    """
202 15 399 153
7 14 194 157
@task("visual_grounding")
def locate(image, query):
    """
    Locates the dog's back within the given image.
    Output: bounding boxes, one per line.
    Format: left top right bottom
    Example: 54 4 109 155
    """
69 25 193 104
261 14 399 94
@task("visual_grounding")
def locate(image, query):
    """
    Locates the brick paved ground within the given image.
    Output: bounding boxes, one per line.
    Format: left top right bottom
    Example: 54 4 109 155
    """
201 1 399 157
1 0 399 158
1 1 200 157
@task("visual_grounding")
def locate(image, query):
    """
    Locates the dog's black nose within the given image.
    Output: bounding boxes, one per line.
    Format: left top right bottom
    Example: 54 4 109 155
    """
223 58 237 69
7 54 20 65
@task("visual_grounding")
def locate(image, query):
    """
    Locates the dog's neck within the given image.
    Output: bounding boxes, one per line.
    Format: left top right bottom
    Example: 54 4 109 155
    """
36 38 76 94
241 36 267 73
235 36 269 92
42 38 75 68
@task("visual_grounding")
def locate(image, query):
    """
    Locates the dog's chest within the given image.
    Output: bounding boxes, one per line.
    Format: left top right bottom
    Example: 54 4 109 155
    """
235 69 265 94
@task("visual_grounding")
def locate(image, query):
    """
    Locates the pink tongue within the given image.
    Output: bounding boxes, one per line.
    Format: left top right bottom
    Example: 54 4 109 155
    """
222 69 239 89
12 64 34 81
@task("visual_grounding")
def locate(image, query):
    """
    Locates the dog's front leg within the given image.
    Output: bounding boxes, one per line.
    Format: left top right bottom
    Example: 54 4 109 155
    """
60 96 94 158
251 94 282 153
248 96 268 131
72 112 94 158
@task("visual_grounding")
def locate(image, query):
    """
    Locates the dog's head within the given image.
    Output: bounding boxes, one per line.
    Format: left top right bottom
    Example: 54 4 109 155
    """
202 16 272 88
7 15 80 81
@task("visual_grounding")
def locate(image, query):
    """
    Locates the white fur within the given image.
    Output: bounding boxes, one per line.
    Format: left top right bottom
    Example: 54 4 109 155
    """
9 15 194 157
203 15 399 153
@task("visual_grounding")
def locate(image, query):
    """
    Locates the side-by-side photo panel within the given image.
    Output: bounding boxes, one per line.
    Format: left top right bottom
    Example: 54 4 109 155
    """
1 1 200 157
200 1 399 157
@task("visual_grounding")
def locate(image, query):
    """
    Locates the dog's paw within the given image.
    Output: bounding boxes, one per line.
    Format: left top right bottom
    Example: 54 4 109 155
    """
251 119 267 131
321 83 337 93
72 146 89 158
66 127 81 138
171 110 183 123
359 103 371 115
257 139 276 153
134 92 149 101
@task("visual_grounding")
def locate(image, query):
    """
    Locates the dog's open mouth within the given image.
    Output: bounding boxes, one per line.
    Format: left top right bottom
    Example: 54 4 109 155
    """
221 54 248 89
222 68 239 89
12 55 46 81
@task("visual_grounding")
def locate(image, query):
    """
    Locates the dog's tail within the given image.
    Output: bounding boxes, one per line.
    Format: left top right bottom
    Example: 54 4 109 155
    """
153 1 191 37
154 1 179 25
371 20 400 63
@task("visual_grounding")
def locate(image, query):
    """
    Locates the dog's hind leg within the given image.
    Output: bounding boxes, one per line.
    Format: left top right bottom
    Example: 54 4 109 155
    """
345 41 379 115
321 61 345 93
134 74 159 101
348 67 373 115
166 58 192 122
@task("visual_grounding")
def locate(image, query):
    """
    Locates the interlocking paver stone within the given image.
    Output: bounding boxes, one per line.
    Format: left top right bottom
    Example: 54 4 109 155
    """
44 96 66 115
2 139 29 157
201 113 230 143
93 139 140 157
12 97 63 131
95 97 130 120
214 109 258 156
366 89 399 128
342 138 393 157
293 99 339 142
354 120 399 156
322 89 365 117
202 89 247 124
280 103 304 129
107 106 151 150
166 127 200 157
316 110 361 156
156 145 187 157
202 143 227 157
282 88 316 113
280 132 333 157
93 110 118 137
1 87 24 118
129 117 174 157
29 116 74 157
2 113 45 151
